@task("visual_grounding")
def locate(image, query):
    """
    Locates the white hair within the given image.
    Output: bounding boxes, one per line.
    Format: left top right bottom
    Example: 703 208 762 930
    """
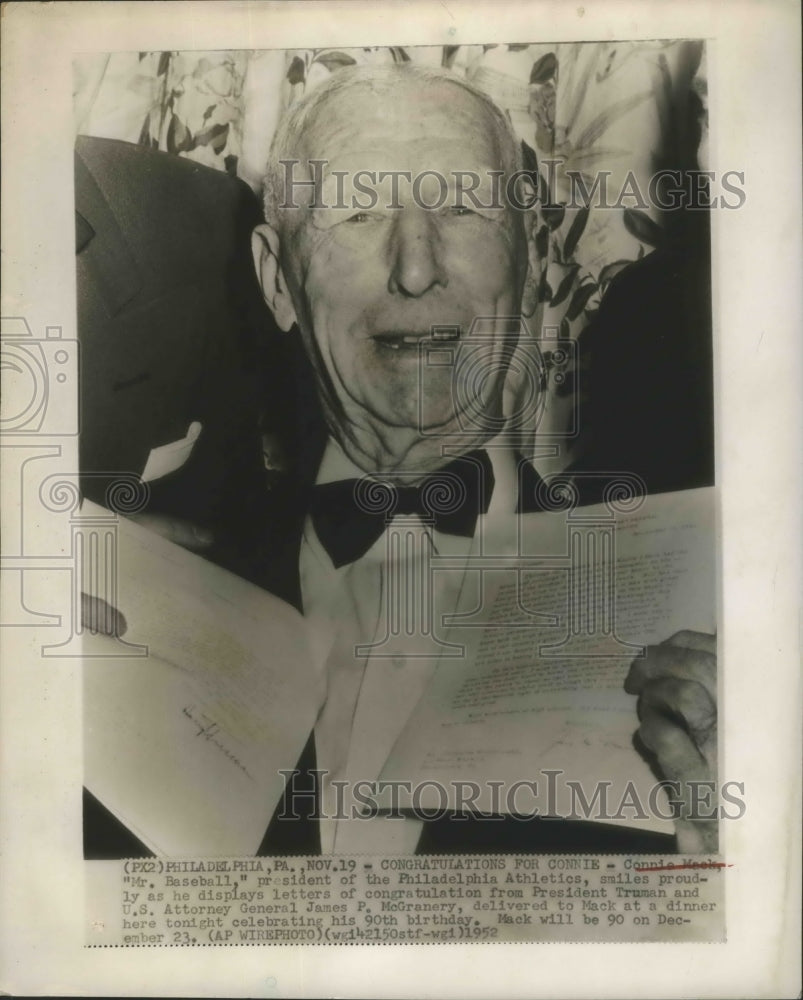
262 62 524 228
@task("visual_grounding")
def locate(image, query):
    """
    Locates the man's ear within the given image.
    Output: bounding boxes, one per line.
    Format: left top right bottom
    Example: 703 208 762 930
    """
251 223 298 332
520 209 544 320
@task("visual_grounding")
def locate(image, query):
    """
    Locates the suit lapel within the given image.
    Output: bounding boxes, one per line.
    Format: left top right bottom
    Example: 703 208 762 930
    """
74 146 142 314
516 454 549 513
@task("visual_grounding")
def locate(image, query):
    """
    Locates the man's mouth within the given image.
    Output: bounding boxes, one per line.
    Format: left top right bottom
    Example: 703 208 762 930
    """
372 328 461 351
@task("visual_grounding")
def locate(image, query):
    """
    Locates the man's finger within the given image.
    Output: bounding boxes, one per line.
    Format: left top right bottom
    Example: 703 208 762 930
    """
637 703 711 785
637 704 718 837
80 592 127 637
625 643 716 704
127 513 214 552
664 629 716 656
638 676 717 761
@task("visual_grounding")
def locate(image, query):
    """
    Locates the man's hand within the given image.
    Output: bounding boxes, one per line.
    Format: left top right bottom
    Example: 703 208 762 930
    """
80 513 214 636
125 513 214 552
625 630 718 853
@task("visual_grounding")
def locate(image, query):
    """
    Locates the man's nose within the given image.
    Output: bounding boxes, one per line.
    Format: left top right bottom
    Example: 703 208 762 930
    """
387 208 448 297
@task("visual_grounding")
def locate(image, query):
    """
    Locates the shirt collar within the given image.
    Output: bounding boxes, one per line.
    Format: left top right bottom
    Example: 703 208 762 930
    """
313 434 518 510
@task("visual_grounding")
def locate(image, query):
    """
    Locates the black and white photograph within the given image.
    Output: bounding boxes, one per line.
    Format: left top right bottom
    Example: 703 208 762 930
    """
76 39 721 864
1 0 800 995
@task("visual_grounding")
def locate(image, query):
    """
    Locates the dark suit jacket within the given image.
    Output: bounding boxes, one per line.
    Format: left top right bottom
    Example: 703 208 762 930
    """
75 135 274 546
571 216 714 496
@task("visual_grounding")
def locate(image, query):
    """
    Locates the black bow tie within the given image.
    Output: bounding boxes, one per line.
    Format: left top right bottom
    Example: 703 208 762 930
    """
310 451 495 568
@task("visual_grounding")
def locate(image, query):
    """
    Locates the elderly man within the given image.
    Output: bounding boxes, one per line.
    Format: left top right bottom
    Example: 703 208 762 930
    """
83 63 716 858
246 64 717 856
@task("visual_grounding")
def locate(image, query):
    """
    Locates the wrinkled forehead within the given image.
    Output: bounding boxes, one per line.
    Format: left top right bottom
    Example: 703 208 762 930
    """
296 78 510 175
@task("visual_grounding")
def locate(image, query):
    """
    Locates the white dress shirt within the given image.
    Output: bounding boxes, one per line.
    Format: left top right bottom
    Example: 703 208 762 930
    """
299 437 519 854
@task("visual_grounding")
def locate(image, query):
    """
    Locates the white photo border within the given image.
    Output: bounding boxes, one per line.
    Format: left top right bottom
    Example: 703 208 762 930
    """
1 1 800 997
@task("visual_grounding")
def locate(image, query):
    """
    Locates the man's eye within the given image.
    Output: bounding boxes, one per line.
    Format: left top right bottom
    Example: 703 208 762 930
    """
450 206 476 217
345 212 372 224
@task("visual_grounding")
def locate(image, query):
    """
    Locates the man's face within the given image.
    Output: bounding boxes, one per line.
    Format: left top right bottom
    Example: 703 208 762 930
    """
267 79 531 475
